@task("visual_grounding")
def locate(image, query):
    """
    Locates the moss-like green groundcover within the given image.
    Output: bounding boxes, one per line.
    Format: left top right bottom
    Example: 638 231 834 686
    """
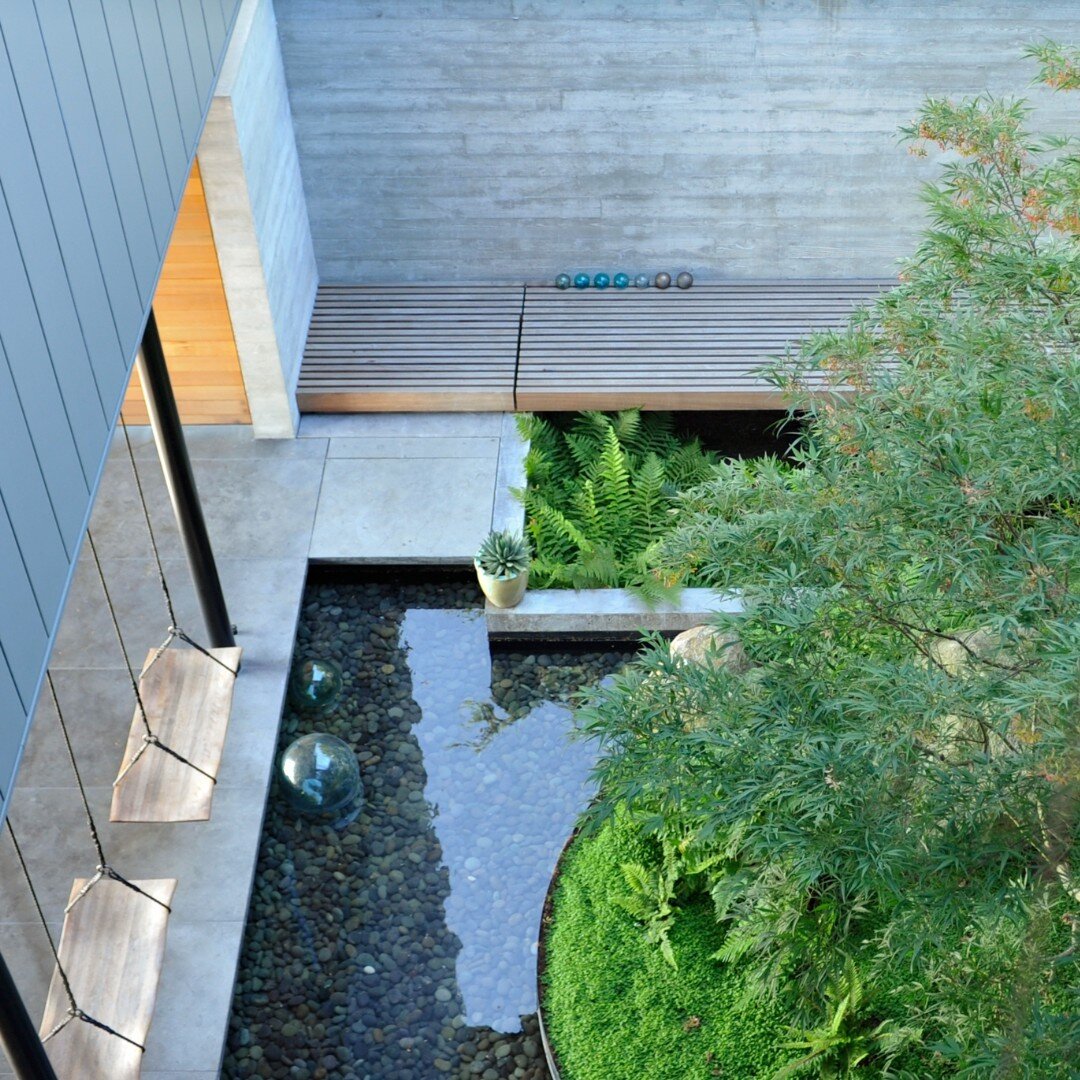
541 816 791 1080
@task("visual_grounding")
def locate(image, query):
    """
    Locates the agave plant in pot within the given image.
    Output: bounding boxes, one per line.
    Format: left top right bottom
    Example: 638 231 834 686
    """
474 529 531 608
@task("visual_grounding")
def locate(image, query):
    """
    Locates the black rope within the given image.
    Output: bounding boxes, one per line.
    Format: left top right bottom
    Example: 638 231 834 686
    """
85 531 218 787
45 673 171 915
5 821 146 1053
119 418 238 678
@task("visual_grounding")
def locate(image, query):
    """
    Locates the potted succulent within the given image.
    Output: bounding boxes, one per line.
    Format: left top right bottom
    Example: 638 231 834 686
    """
474 529 531 608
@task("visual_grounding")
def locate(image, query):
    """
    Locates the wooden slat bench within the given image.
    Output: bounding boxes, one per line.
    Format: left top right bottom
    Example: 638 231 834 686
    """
515 280 892 410
296 280 893 412
296 285 523 411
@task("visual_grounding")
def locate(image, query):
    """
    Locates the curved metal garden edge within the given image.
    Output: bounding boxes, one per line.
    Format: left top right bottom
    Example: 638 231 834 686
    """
535 825 585 1080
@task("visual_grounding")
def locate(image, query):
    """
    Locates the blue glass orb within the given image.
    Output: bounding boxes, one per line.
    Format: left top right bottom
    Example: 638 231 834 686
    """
634 274 650 289
573 273 590 289
279 733 363 822
654 272 672 290
554 273 572 289
676 271 694 289
613 273 630 289
288 659 343 713
593 273 611 290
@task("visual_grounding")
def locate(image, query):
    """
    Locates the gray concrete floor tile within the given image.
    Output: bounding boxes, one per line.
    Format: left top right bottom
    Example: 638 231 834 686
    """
310 455 497 561
145 920 244 1072
299 411 503 437
197 457 324 558
0 923 56 1021
51 556 203 671
327 435 499 459
18 667 132 790
125 423 327 461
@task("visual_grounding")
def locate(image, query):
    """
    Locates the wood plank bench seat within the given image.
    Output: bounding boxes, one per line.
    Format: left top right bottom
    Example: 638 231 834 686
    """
296 285 523 412
515 280 892 410
296 280 893 413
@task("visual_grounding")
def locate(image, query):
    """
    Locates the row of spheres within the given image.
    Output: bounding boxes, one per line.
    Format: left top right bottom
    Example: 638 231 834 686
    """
555 271 693 290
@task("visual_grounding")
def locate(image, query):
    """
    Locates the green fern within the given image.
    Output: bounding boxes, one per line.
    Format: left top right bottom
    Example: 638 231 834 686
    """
515 409 719 596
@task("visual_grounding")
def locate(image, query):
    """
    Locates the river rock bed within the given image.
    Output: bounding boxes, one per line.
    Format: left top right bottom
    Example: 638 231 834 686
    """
223 575 632 1079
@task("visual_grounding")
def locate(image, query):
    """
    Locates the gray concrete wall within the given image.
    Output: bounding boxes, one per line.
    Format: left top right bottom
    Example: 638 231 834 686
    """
275 0 1075 283
227 0 318 403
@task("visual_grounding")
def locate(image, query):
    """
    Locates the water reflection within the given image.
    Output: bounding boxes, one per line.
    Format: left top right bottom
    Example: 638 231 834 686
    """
402 607 600 1031
225 578 631 1078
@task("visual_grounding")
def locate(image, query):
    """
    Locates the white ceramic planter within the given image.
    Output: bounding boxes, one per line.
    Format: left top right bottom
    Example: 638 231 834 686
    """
474 561 529 608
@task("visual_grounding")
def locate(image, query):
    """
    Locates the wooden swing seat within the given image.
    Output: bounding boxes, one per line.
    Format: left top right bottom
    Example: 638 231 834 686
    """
110 646 242 823
40 877 177 1080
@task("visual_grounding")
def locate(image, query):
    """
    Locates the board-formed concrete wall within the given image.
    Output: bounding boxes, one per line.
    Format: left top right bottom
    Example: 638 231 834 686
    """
275 0 1074 284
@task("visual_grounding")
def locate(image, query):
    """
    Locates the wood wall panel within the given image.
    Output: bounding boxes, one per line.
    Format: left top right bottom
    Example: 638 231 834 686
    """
123 160 251 425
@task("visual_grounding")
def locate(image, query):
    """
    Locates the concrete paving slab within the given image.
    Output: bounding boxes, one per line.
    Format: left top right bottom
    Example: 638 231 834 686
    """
144 919 245 1073
310 455 497 562
299 411 503 437
18 667 134 790
327 435 499 459
491 411 528 534
143 426 328 461
197 457 324 559
50 556 203 671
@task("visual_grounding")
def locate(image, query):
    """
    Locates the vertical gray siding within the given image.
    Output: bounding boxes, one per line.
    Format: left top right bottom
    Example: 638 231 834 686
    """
275 0 1075 283
0 0 240 815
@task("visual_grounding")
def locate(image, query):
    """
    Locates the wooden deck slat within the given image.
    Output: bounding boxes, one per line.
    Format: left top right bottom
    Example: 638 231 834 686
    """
110 647 242 824
297 281 890 412
40 878 176 1080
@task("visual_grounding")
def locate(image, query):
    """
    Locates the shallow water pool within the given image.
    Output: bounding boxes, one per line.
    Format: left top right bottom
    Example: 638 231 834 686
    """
224 575 632 1079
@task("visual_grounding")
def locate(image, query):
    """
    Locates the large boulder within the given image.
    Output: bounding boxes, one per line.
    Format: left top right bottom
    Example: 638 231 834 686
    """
669 625 751 674
926 629 1012 676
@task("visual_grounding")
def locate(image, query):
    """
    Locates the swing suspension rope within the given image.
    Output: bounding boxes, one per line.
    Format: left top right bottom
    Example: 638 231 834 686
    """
46 674 170 917
86 531 218 787
119 416 237 680
5 821 146 1053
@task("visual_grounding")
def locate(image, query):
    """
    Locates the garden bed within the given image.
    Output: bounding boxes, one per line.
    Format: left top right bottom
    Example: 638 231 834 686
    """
536 815 789 1080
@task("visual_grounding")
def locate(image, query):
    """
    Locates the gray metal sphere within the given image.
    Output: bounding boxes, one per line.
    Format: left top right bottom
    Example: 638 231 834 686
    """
654 272 671 289
676 272 694 289
279 733 363 820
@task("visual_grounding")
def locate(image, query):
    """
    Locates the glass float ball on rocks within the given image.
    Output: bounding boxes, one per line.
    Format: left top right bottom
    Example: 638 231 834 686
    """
287 658 343 713
613 272 630 289
279 733 363 823
554 273 572 289
634 274 650 288
573 272 590 289
676 271 694 289
593 273 611 289
654 272 672 289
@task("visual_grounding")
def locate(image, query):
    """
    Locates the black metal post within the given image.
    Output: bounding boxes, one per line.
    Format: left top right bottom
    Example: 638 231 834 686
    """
0 948 58 1080
136 309 235 648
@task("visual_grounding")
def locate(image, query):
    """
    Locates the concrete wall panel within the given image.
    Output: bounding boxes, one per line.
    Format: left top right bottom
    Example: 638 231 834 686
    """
275 0 1075 282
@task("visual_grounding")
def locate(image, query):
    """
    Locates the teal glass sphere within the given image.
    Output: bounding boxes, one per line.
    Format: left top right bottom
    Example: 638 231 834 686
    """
279 733 363 820
593 273 610 289
288 659 343 713
555 273 571 289
573 273 590 289
613 273 630 289
634 274 650 288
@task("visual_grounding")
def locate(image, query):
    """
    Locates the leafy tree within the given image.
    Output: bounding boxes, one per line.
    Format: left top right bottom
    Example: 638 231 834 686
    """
578 46 1080 1076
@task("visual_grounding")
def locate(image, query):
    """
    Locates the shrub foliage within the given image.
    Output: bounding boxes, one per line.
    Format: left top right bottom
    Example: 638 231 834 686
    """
576 46 1080 1076
516 409 719 599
